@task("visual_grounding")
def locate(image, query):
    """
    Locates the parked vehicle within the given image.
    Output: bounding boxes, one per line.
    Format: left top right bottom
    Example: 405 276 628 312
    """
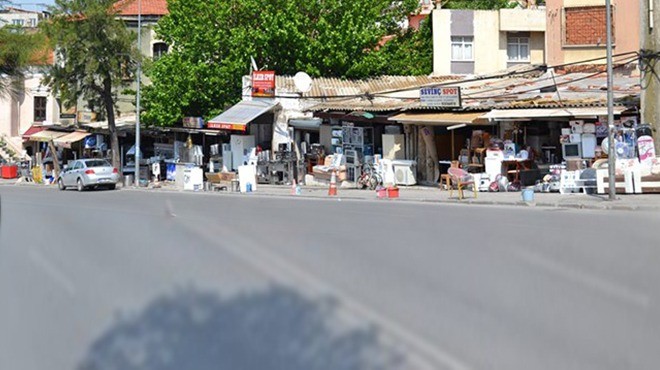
57 159 120 191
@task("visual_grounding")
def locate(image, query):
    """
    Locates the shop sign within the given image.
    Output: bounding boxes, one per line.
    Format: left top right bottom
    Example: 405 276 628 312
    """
59 113 77 126
252 71 276 97
78 111 97 123
420 86 461 108
207 122 247 132
182 116 204 129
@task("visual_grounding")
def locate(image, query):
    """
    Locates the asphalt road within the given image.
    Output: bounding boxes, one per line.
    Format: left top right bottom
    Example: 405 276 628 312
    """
1 186 659 370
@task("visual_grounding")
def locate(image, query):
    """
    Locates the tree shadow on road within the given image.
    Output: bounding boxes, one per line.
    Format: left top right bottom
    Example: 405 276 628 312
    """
78 286 406 370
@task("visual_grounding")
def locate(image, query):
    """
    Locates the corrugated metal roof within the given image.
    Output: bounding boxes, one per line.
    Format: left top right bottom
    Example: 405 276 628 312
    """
305 72 640 112
275 75 460 98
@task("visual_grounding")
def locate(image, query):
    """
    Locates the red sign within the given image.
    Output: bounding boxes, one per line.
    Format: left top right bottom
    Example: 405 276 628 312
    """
252 71 276 97
207 122 247 131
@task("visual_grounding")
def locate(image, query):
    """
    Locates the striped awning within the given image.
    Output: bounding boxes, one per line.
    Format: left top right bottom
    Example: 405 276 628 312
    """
21 125 46 140
27 129 68 142
53 130 91 149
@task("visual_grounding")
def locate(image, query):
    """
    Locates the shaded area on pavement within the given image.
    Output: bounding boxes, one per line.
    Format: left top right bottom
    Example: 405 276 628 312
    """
78 286 405 370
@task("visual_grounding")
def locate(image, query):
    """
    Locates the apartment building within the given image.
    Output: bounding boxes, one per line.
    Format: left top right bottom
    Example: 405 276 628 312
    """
546 0 640 67
432 7 546 75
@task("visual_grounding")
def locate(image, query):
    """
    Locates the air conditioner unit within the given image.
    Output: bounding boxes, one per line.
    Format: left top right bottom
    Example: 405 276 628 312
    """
393 164 416 185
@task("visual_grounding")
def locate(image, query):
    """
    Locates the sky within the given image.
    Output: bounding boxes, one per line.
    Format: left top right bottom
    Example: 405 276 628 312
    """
5 0 55 11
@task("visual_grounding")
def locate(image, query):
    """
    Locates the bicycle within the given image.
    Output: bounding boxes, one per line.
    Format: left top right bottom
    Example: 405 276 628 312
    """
357 162 382 190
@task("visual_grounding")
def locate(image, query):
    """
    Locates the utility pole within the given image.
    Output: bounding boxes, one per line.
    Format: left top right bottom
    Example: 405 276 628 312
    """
606 0 616 200
134 0 141 187
641 0 660 152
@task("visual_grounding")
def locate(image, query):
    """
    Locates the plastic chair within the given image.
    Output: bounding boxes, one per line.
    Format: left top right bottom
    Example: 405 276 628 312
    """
448 167 477 200
440 161 461 191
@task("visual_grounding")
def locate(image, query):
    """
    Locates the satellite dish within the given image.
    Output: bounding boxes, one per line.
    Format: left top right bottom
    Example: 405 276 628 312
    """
293 72 313 93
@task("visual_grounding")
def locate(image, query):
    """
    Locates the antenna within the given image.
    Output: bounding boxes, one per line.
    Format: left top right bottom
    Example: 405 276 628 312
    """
293 71 312 93
250 56 259 72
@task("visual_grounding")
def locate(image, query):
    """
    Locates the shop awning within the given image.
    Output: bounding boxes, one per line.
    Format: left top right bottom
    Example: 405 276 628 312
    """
482 107 628 120
288 118 322 130
27 129 69 142
388 112 490 126
207 100 277 131
53 130 91 149
21 125 46 140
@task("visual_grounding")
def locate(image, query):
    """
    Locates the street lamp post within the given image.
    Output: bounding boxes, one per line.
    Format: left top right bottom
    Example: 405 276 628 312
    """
134 0 141 187
606 0 615 201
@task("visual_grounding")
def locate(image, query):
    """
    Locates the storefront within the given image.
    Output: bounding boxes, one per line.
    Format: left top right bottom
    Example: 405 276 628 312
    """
388 111 496 183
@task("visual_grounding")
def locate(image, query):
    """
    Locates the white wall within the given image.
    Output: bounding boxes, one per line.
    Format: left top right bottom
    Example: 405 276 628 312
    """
0 73 59 146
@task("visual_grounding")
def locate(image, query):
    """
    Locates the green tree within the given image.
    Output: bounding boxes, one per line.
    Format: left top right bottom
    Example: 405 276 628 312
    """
351 17 433 77
41 0 138 168
0 22 43 99
142 0 419 126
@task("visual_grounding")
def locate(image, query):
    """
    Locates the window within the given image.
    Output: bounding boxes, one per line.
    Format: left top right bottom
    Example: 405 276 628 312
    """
34 97 47 122
12 19 25 26
84 160 111 168
27 18 37 27
564 6 614 46
152 42 168 60
451 36 473 61
507 36 530 62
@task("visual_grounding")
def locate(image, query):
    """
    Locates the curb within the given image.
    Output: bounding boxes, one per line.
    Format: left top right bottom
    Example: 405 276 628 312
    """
3 182 657 212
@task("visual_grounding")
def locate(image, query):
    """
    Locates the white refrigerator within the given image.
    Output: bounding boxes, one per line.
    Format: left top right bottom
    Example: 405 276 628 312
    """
382 134 405 160
581 133 597 158
230 135 255 171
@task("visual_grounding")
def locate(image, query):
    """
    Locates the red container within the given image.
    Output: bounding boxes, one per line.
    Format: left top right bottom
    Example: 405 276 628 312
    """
387 187 399 199
2 165 18 179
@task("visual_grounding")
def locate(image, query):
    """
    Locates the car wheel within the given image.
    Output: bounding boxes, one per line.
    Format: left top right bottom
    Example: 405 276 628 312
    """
77 178 85 192
108 184 116 190
58 178 66 191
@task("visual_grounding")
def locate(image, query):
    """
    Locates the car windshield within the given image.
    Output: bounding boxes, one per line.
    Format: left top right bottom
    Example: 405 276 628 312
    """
84 160 111 168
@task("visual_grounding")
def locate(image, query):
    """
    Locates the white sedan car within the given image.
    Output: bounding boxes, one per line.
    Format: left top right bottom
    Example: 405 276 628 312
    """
58 159 120 191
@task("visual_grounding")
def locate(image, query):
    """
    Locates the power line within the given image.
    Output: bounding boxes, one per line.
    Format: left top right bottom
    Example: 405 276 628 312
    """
238 51 641 102
463 55 638 101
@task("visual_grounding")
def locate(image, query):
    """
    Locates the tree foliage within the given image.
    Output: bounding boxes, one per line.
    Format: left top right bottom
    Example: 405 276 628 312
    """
351 18 433 77
41 0 138 168
142 0 421 126
0 25 43 99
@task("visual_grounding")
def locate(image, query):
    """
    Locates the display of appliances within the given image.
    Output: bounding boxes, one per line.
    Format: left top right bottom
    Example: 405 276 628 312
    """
581 133 597 158
230 135 255 171
583 123 596 133
503 143 517 158
382 134 405 160
222 143 232 172
344 149 360 182
562 142 582 159
485 157 503 179
391 160 416 186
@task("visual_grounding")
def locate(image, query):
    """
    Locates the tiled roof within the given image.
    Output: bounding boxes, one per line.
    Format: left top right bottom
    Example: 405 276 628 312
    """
114 0 168 16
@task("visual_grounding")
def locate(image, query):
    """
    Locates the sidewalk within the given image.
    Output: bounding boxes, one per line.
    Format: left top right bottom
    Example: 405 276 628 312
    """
3 177 659 211
131 181 660 211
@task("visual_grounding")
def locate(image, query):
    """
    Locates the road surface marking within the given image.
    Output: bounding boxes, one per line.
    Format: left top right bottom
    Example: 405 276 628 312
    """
514 248 650 309
29 249 75 296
